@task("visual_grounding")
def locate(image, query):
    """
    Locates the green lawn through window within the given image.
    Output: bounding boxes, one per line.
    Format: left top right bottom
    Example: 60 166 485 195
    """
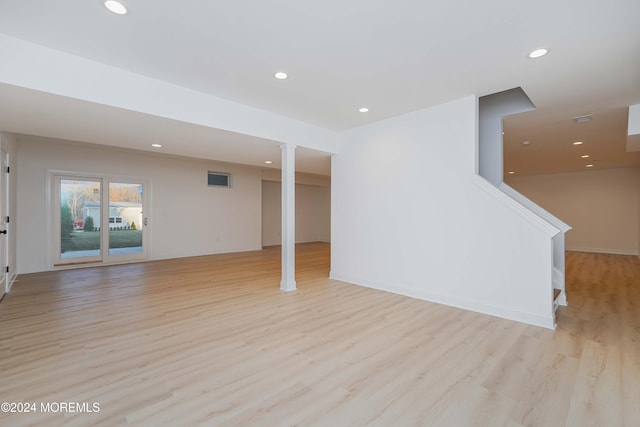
61 230 142 253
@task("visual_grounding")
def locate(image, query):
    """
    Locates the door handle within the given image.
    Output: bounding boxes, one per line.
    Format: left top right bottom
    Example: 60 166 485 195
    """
0 230 6 234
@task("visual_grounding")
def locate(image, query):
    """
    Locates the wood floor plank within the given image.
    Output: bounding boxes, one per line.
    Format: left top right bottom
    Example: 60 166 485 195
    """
565 340 623 427
512 352 580 427
621 337 640 427
481 334 548 398
431 387 517 427
0 245 638 426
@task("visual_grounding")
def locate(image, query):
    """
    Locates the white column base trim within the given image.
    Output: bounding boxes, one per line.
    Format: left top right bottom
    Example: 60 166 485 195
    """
280 280 297 292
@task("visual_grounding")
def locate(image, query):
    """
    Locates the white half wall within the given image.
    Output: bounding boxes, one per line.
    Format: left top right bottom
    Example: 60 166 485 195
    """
507 168 639 255
16 137 263 274
331 95 557 328
262 181 330 246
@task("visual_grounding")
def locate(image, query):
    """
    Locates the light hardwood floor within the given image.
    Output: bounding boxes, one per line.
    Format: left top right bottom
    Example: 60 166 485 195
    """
1 244 638 426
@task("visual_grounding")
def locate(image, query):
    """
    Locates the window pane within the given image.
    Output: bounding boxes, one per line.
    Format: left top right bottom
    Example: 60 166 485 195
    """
208 172 230 187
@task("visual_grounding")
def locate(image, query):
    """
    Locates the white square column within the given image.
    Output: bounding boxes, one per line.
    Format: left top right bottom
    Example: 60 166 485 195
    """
280 143 296 291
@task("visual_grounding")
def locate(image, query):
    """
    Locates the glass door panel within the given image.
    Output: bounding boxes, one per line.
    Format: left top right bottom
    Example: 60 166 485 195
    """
107 182 143 256
57 178 102 263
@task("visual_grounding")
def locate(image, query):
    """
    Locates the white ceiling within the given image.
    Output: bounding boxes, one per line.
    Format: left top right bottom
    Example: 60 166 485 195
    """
0 0 639 176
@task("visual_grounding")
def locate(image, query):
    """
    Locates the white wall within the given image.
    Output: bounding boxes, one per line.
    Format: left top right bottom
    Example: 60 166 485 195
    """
331 96 557 328
261 168 331 187
507 168 639 255
16 137 263 274
262 181 330 246
0 132 18 286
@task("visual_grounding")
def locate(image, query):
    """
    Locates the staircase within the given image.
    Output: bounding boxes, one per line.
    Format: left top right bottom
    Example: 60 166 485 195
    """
500 183 571 321
479 88 571 328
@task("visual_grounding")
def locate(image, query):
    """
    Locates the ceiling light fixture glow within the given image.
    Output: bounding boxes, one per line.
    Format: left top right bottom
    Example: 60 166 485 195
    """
528 48 548 58
151 143 162 148
573 141 583 145
359 107 369 113
581 154 590 158
264 160 273 164
508 171 515 175
586 164 594 168
274 72 288 80
104 0 128 15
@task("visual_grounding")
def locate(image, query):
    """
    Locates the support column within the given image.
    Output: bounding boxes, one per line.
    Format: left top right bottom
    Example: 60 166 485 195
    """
280 143 297 291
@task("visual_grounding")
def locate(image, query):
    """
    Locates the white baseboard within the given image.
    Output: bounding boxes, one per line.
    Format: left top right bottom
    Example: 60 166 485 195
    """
329 271 556 330
567 246 639 256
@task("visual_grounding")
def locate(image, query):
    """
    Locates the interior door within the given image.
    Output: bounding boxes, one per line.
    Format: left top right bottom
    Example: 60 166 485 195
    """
0 149 7 294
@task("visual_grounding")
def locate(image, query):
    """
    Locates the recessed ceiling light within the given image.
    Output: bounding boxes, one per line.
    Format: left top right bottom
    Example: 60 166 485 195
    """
574 115 592 123
359 107 369 113
528 48 548 59
274 72 288 80
522 140 531 145
573 141 583 145
581 154 590 158
586 164 594 168
508 171 515 175
264 160 273 164
151 144 162 148
104 0 128 15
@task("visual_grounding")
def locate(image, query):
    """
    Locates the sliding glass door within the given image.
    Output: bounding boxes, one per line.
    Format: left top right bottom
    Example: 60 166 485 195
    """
53 175 148 266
